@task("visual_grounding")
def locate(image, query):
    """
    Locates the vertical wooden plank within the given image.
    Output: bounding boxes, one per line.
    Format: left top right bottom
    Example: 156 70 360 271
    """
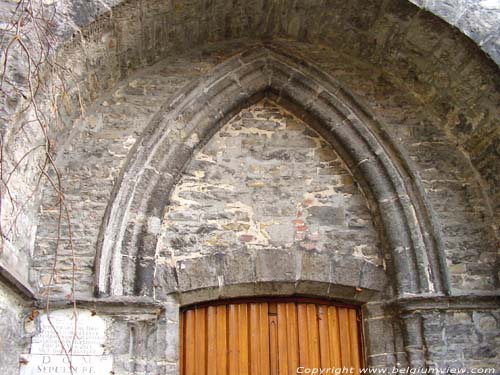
216 305 228 375
238 304 249 375
286 303 299 372
207 306 217 375
297 304 310 368
259 303 270 375
327 306 342 368
250 303 270 375
184 309 196 375
277 303 289 375
195 308 207 375
348 309 361 374
318 305 331 368
249 303 260 375
180 309 184 375
338 307 351 367
307 304 321 368
269 313 279 375
228 304 239 375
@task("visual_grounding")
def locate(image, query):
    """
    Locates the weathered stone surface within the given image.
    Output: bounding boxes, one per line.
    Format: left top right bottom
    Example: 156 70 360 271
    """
422 309 500 369
26 40 498 300
1 0 498 298
0 0 499 371
158 100 382 271
31 55 215 298
0 282 30 375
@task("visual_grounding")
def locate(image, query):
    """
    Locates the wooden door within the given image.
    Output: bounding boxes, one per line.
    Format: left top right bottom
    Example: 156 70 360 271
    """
180 299 363 375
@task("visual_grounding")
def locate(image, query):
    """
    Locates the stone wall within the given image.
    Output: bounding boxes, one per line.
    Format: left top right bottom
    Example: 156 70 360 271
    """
423 309 500 369
409 0 500 62
158 100 384 290
2 1 500 281
30 51 214 297
363 298 500 369
0 0 499 373
0 281 30 375
31 41 498 299
145 98 389 305
39 0 500 238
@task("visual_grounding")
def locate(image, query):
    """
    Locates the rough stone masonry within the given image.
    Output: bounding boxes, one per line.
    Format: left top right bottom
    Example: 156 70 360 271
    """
0 0 499 374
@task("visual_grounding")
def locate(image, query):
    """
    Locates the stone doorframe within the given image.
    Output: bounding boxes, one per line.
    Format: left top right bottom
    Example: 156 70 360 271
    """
94 44 449 298
159 284 434 372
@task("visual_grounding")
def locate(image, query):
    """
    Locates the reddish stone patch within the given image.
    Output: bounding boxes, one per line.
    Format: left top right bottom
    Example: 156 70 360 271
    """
239 234 254 243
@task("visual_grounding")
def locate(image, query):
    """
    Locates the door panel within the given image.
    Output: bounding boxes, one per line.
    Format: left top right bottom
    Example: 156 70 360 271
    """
181 300 363 375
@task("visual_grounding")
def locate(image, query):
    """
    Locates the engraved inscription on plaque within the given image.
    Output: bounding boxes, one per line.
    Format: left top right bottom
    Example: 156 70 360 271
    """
20 309 113 375
19 354 113 375
30 309 106 355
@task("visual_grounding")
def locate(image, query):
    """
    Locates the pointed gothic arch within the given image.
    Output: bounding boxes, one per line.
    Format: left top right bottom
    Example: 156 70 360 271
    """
94 45 449 298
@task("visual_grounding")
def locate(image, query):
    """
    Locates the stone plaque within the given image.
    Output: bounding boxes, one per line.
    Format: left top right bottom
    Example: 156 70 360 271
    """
20 309 113 375
30 309 107 355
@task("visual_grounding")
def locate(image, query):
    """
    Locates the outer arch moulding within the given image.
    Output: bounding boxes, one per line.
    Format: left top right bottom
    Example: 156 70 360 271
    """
94 44 450 299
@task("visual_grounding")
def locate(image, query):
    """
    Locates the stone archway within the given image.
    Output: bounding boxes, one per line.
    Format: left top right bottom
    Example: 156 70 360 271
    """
95 45 449 299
